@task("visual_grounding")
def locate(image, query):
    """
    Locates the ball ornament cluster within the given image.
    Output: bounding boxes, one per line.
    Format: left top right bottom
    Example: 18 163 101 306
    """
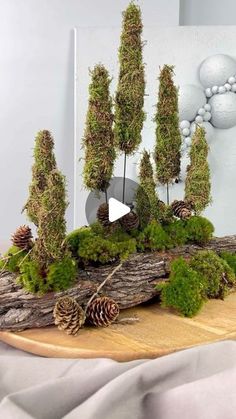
179 54 236 148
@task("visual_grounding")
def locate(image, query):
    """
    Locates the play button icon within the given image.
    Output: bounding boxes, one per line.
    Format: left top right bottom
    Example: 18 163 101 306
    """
108 198 130 222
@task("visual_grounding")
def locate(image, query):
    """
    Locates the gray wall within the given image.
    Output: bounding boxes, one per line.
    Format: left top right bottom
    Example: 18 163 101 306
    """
0 0 179 245
180 0 236 25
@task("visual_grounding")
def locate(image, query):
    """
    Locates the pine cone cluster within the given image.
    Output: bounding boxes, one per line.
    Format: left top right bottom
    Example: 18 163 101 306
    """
86 296 120 327
11 225 33 250
53 296 86 336
120 211 139 232
171 200 192 220
97 203 110 226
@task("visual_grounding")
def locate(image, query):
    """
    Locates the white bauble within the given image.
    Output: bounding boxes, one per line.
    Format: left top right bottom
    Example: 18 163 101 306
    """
199 54 236 88
179 84 206 121
204 103 211 111
218 86 226 94
228 76 236 85
212 85 219 94
205 88 212 98
224 83 232 91
201 121 214 142
209 92 236 129
203 111 211 121
231 83 236 92
180 120 190 130
195 115 203 124
198 107 205 116
190 122 197 134
182 127 190 136
185 137 192 147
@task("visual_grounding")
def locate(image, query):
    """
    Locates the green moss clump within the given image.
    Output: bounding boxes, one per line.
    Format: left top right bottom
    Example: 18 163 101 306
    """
66 227 91 256
78 234 136 264
137 220 171 251
220 252 236 275
164 220 188 247
83 64 115 192
157 258 206 317
185 126 211 214
190 250 235 299
186 216 214 245
46 257 77 292
19 256 76 294
18 260 45 294
155 65 181 192
0 246 27 273
114 2 145 154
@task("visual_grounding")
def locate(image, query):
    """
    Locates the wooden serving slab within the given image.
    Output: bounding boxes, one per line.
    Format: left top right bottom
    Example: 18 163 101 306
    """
1 294 236 361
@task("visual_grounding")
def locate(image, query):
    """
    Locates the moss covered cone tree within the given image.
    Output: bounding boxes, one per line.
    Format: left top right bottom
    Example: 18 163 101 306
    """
154 65 181 204
20 131 76 294
115 2 145 202
83 64 115 200
185 126 211 214
136 150 160 228
23 130 56 225
32 169 68 271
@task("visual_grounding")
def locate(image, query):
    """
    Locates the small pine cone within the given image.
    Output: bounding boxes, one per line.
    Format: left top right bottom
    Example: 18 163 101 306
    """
120 211 139 232
97 203 110 226
53 296 86 336
86 296 119 327
11 225 33 250
171 200 192 220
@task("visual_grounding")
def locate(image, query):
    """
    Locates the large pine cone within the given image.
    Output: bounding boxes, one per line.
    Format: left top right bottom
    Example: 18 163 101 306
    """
97 203 110 226
171 200 192 220
120 211 139 232
86 296 120 327
53 296 86 336
11 225 33 250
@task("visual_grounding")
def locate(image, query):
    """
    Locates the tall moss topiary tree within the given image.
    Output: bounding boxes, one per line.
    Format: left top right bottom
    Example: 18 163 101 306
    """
83 64 115 201
185 126 211 214
136 150 160 228
20 131 76 293
154 65 181 204
23 130 56 225
115 2 145 202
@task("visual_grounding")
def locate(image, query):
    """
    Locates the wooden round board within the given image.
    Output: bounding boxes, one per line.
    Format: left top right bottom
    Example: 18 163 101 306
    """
1 294 236 361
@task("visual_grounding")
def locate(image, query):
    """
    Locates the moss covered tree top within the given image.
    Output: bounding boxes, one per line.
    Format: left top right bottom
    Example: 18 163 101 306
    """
155 65 181 185
24 130 56 225
83 64 115 192
185 126 211 214
114 2 145 155
136 150 160 226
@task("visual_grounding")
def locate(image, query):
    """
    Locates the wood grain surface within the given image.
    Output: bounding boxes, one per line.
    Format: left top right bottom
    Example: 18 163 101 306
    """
1 294 236 361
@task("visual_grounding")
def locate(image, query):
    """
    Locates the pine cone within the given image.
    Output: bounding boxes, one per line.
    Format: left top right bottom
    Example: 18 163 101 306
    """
86 296 119 327
171 200 192 220
53 296 86 336
120 211 139 231
11 225 33 250
97 203 110 226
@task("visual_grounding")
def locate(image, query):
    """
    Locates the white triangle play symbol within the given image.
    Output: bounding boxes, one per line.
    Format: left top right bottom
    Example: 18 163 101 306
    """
108 198 130 222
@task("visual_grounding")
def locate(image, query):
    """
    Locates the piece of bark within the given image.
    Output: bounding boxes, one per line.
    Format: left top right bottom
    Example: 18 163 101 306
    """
0 235 235 331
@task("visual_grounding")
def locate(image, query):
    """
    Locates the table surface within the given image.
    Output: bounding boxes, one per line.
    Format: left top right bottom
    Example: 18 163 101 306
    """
1 293 236 361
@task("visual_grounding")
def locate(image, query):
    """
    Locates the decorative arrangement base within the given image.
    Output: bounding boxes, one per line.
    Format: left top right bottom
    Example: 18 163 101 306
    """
1 294 236 361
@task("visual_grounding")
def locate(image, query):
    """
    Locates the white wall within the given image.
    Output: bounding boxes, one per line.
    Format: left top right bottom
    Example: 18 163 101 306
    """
180 0 236 25
76 26 236 237
0 0 180 245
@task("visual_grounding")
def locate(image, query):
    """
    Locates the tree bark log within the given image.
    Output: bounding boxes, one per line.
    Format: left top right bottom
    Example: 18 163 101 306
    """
0 235 236 331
